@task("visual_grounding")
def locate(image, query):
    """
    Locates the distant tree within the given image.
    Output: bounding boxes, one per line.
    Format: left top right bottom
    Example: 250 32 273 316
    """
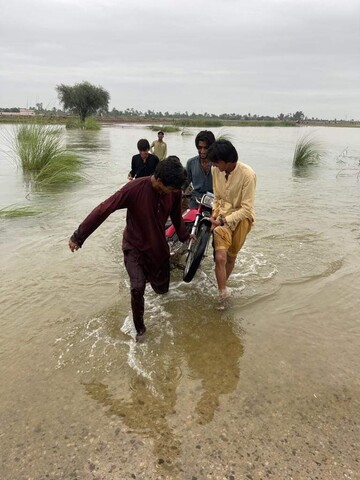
56 81 110 122
0 107 20 113
293 111 305 122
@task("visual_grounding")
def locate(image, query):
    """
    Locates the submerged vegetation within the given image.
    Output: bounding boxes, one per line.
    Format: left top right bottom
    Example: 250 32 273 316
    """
148 125 181 133
336 147 360 180
293 134 324 167
12 123 84 186
65 117 101 130
0 204 41 218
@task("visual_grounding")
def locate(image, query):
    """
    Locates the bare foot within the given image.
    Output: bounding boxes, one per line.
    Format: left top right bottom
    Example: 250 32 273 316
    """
136 326 147 342
215 292 228 311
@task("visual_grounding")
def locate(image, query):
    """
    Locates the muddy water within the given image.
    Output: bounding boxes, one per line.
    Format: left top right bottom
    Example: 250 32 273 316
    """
0 124 359 479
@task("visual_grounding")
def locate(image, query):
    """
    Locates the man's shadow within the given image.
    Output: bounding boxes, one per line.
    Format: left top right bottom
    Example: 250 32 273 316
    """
177 312 243 425
83 309 243 464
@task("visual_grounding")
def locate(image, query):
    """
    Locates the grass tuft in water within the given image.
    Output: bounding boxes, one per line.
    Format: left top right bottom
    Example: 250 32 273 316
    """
13 123 84 185
66 117 101 130
293 134 323 167
0 204 41 218
148 125 181 133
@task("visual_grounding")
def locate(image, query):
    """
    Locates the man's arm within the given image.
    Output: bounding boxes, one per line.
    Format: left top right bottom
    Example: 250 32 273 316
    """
169 192 190 243
211 165 220 218
186 159 193 184
224 173 256 229
152 155 160 171
69 188 130 249
164 143 167 159
150 141 155 153
129 155 136 179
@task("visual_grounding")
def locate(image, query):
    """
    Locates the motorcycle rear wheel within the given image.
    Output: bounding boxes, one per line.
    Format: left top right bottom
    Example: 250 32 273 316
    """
183 223 212 283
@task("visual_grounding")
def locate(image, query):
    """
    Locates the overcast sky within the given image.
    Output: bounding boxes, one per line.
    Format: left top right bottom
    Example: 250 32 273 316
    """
1 0 359 119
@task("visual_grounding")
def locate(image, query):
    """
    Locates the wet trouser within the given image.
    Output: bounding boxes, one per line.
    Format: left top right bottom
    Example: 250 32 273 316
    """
213 218 252 257
123 249 170 333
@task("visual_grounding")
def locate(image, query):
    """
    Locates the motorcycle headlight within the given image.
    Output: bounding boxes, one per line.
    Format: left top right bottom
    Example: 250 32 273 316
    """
201 193 214 208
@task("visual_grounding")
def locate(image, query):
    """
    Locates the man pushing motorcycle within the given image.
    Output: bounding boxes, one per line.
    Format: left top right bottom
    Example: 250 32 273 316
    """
207 140 256 310
68 157 189 340
185 130 215 208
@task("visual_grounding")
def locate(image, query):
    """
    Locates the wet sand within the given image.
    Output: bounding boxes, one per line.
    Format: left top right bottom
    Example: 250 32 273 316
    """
1 258 359 480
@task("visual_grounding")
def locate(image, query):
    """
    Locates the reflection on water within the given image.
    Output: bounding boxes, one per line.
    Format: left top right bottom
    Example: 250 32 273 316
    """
66 129 110 153
292 163 319 178
84 375 181 465
1 124 360 478
83 313 242 465
179 315 243 425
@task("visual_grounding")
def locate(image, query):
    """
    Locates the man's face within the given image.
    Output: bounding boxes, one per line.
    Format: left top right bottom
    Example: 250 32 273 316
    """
158 133 164 141
161 184 179 194
197 140 209 160
139 149 149 160
212 160 227 172
157 180 180 194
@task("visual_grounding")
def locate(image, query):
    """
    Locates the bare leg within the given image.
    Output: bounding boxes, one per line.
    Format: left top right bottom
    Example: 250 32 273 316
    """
225 254 236 280
214 251 238 310
215 250 227 293
215 251 237 291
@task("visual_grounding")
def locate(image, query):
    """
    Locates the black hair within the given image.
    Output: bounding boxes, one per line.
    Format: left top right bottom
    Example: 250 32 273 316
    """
158 131 164 135
195 130 216 149
207 140 238 164
137 138 150 151
154 156 187 189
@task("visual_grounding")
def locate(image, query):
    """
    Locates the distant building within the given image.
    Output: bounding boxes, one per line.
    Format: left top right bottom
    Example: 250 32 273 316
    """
20 108 35 116
0 108 35 116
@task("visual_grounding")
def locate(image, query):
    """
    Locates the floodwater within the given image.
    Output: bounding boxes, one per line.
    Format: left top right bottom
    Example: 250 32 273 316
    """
0 124 359 479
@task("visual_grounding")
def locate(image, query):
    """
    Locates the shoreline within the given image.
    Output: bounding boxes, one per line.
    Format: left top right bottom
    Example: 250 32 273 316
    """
0 114 359 128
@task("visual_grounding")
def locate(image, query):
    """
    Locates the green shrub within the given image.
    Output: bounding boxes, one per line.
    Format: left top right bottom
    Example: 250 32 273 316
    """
65 117 101 130
293 134 324 167
0 205 41 218
13 124 83 185
148 125 181 133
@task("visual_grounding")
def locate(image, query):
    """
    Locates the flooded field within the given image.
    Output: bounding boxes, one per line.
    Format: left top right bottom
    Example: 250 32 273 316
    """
0 124 359 479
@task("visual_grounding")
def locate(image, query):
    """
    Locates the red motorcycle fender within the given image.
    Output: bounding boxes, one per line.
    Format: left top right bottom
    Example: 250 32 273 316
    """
182 208 198 222
165 208 198 238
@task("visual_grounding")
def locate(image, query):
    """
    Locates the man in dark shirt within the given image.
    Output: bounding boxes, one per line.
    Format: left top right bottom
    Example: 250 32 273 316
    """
69 157 189 340
128 138 159 180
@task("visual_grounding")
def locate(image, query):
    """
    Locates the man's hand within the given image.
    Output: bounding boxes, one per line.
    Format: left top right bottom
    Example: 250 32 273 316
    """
69 238 80 252
209 216 222 231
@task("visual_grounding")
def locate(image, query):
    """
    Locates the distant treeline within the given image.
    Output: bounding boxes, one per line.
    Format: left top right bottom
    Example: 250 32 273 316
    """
1 106 358 124
109 109 309 122
0 107 21 113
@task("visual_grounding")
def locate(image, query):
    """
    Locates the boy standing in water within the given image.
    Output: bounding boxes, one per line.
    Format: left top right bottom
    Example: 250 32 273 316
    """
207 140 256 310
69 157 189 339
150 131 167 161
128 138 159 180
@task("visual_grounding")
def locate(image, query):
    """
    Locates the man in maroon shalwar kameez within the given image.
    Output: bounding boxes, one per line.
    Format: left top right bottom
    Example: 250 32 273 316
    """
69 157 189 339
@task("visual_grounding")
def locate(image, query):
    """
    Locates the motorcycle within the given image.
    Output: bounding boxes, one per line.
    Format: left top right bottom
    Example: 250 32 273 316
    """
165 192 214 282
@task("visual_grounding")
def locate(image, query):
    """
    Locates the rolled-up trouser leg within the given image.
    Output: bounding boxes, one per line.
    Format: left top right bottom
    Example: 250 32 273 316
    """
124 249 146 333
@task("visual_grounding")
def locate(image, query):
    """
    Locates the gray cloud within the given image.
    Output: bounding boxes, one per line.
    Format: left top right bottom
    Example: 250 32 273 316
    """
1 0 359 119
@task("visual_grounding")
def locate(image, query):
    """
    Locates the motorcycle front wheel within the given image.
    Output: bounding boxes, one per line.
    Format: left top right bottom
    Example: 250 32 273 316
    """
183 222 212 283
